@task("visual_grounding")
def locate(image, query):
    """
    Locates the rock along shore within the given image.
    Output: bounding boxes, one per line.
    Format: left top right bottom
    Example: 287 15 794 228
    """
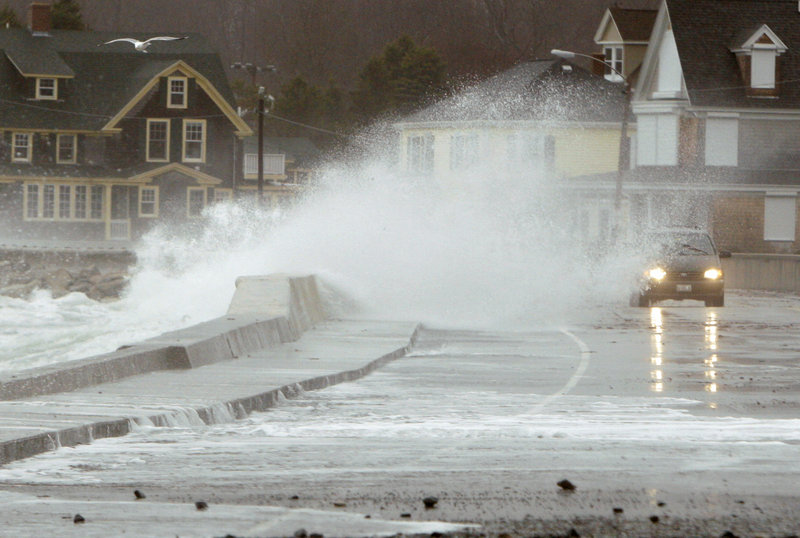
0 248 135 301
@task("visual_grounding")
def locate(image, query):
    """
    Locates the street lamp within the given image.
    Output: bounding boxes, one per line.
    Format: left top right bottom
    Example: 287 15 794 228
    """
551 48 631 235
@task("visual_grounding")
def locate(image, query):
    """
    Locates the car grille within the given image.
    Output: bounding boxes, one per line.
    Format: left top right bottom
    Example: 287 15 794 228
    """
666 271 705 281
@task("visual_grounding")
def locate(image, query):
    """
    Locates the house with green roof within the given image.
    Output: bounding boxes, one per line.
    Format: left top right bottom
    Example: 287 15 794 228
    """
0 3 252 242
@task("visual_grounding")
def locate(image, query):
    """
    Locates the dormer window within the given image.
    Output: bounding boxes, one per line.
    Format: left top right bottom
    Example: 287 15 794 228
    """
36 78 57 100
603 46 623 81
168 76 187 108
751 46 777 89
730 25 787 97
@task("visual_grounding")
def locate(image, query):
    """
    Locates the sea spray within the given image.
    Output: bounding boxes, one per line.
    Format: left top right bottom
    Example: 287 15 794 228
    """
0 78 653 369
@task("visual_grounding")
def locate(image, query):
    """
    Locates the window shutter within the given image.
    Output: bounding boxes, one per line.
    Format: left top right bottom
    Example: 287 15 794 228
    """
636 115 657 165
705 117 739 166
764 194 796 241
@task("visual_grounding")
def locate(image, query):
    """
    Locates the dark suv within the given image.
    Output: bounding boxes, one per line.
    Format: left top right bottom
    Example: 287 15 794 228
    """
631 229 731 307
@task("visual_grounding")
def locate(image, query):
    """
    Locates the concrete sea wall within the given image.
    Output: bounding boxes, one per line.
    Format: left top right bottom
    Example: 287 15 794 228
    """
0 274 326 400
722 253 800 293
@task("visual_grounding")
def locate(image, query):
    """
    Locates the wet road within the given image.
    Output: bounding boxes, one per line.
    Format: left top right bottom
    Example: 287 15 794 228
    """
1 291 800 536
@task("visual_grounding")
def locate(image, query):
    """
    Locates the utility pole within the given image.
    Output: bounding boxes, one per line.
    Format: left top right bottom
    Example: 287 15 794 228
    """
230 62 276 205
257 86 264 205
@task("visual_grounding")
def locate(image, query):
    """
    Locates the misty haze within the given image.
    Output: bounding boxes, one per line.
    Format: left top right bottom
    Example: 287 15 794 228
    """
0 1 799 537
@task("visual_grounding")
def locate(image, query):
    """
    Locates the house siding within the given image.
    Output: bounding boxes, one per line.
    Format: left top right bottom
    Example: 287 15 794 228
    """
555 127 623 178
739 118 800 170
712 192 800 253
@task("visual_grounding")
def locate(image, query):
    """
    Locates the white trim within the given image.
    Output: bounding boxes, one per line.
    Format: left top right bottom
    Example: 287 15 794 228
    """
395 119 626 129
766 190 799 197
735 24 788 53
633 2 670 103
593 9 615 44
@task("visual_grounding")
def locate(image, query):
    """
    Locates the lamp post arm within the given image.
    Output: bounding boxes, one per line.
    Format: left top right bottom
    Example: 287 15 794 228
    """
550 49 628 87
551 48 630 239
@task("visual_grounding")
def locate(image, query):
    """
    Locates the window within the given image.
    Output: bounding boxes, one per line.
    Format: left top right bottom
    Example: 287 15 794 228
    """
244 153 285 175
182 119 206 162
450 134 479 170
75 185 87 219
36 78 57 100
147 119 170 162
506 132 555 173
705 117 738 166
12 132 32 162
168 76 187 108
213 189 232 203
90 185 104 219
139 186 158 217
56 134 76 164
57 185 71 219
23 183 104 220
42 185 55 218
603 46 623 81
407 134 434 174
187 187 206 217
764 194 796 241
25 184 39 219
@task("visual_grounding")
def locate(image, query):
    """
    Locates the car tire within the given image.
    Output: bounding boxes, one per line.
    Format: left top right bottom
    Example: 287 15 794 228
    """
705 295 724 307
630 292 650 307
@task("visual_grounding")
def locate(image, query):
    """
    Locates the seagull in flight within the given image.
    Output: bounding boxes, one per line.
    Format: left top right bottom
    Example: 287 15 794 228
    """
98 36 187 53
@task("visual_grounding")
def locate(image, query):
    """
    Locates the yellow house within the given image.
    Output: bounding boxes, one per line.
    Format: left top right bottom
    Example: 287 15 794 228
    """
394 59 633 242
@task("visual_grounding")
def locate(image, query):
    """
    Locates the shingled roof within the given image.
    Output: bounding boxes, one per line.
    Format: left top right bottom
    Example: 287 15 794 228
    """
399 59 630 125
667 0 800 108
0 28 237 131
608 8 658 42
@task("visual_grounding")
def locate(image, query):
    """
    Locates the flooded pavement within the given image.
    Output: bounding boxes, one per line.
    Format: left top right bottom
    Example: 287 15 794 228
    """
1 291 799 536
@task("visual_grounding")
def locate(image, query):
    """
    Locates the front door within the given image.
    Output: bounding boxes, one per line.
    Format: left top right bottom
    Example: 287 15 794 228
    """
108 185 130 240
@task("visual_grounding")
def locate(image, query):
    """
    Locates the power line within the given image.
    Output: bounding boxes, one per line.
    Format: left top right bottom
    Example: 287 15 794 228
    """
0 96 230 121
265 112 347 137
0 96 346 136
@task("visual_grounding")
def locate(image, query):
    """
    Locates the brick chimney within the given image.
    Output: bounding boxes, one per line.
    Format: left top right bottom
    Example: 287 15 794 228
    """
28 2 51 34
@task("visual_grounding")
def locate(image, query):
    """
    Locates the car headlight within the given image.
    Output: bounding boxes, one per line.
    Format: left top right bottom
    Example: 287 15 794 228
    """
647 267 667 281
704 268 722 280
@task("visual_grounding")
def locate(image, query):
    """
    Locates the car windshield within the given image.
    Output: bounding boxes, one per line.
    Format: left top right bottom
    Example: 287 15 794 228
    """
652 232 714 256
